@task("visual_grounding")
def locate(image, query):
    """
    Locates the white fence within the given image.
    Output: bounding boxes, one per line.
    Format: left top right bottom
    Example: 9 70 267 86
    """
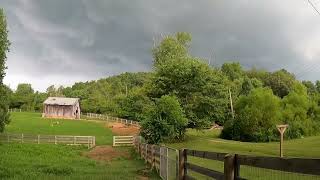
113 136 135 147
8 108 22 112
82 113 140 126
0 133 96 148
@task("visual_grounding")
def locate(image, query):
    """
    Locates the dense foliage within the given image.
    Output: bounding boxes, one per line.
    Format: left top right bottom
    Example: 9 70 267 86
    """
5 32 320 142
0 9 10 132
140 95 188 143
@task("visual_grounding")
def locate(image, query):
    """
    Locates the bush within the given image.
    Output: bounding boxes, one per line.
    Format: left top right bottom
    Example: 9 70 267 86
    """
140 95 188 144
221 88 281 142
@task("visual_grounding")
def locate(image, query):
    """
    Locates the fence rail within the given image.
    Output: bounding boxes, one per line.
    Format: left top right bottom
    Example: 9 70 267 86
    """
132 137 320 180
113 136 134 146
0 133 95 148
82 113 140 126
8 110 140 127
180 149 320 180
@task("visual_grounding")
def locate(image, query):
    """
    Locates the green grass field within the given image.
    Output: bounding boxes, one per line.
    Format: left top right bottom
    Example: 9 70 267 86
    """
5 112 113 145
166 129 320 180
0 112 159 180
168 129 320 158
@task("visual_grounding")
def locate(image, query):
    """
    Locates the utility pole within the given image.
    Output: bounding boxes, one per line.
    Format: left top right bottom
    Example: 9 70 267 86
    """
229 88 235 119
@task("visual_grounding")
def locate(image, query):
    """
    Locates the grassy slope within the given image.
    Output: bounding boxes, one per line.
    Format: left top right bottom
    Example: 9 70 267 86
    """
1 112 160 180
167 129 320 180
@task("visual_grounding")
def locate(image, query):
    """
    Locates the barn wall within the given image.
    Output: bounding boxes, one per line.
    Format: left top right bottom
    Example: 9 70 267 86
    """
44 105 76 119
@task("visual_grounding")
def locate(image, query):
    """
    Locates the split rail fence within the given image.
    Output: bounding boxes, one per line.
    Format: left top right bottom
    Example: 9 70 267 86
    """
0 133 95 148
132 137 320 180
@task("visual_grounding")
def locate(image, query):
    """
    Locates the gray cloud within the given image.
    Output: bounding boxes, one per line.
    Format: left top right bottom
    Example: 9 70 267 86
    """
1 0 320 91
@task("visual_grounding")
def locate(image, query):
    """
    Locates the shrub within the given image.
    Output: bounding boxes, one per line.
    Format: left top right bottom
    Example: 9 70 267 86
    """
140 95 188 144
221 88 281 142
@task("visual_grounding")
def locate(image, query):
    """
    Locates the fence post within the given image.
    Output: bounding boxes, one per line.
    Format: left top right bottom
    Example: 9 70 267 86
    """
166 148 169 180
176 149 179 180
224 154 235 180
73 136 76 145
151 145 155 168
21 133 24 143
145 144 148 162
179 149 187 180
55 136 57 144
113 136 116 146
38 135 40 144
87 137 90 149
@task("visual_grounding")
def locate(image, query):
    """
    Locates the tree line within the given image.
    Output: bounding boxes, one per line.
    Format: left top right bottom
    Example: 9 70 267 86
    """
3 32 320 143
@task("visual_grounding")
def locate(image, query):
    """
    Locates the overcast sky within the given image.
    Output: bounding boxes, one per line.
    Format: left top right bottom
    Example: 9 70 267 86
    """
1 0 320 92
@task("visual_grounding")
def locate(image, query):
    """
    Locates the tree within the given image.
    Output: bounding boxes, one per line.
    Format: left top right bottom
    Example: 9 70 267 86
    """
281 83 316 138
240 77 263 95
12 84 35 111
264 69 296 98
46 85 64 97
140 95 188 143
302 81 317 95
316 80 320 93
221 88 282 142
115 87 153 120
221 62 244 81
0 9 10 132
152 32 191 67
149 32 230 128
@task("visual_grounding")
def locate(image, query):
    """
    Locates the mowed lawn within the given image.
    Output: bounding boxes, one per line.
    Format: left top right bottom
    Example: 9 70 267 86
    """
5 112 113 145
167 129 320 180
0 112 160 180
168 129 320 158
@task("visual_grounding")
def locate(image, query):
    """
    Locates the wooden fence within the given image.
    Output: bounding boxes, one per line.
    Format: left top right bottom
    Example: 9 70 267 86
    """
82 113 140 126
0 133 96 148
113 136 135 146
179 149 320 180
133 137 179 180
8 110 140 127
132 137 320 180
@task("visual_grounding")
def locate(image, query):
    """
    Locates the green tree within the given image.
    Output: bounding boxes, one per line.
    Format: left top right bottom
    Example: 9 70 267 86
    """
116 87 153 120
240 77 263 95
152 32 191 67
140 95 188 143
12 84 35 111
221 62 244 81
264 69 296 98
221 88 281 142
0 9 10 132
149 32 229 128
281 83 317 138
302 80 317 95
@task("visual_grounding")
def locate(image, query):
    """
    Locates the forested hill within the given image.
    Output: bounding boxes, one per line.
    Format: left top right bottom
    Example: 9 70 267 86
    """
5 32 320 143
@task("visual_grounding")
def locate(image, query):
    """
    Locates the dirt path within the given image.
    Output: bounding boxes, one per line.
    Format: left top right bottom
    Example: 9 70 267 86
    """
106 122 140 136
83 145 130 162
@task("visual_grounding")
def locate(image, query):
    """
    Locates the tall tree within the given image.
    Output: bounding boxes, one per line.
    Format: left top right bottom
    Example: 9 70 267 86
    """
149 32 229 128
264 69 296 98
0 8 10 132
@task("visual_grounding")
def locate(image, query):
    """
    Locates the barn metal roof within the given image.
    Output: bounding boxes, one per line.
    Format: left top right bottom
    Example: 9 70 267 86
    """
44 97 79 106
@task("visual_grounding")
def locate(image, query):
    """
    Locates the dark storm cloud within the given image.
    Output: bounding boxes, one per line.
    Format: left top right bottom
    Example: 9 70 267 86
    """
1 0 320 91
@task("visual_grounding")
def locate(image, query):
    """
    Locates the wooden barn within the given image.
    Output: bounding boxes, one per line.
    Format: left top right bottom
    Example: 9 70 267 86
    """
43 97 81 119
